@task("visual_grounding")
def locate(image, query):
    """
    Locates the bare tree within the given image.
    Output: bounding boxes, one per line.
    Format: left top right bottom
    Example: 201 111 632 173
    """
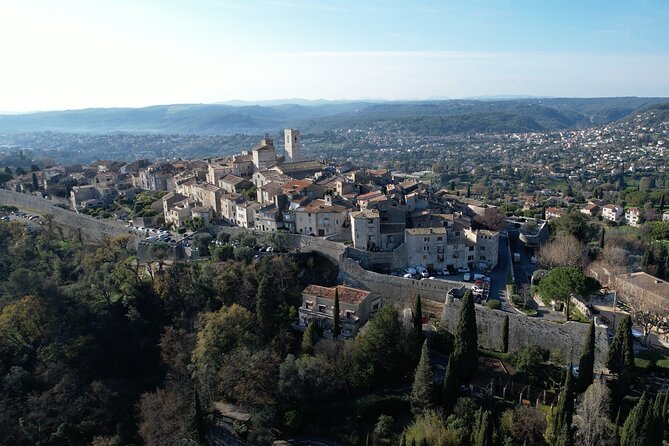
600 245 628 273
574 380 614 446
537 232 587 270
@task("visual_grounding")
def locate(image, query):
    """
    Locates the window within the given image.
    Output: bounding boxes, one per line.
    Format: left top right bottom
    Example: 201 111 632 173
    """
318 304 327 313
424 246 429 251
468 255 474 261
437 236 443 241
469 246 474 251
480 246 485 251
424 237 430 242
305 300 313 309
437 245 444 253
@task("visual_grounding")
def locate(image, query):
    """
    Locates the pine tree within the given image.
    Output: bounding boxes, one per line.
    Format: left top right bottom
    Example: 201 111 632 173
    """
454 291 478 383
621 393 650 446
502 314 509 353
301 321 318 355
552 369 574 446
599 227 605 250
413 294 423 332
577 321 595 393
410 340 435 415
442 353 459 411
333 288 341 338
606 314 634 374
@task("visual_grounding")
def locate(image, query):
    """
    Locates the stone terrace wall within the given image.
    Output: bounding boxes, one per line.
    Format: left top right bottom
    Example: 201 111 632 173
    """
0 189 136 243
338 257 465 308
215 226 346 263
440 299 609 368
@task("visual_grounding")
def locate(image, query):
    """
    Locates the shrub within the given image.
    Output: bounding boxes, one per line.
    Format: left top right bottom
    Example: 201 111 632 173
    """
486 299 501 310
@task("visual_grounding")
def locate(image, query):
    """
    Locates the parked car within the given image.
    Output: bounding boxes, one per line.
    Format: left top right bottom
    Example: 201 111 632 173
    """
437 268 449 276
473 273 490 282
463 273 471 281
420 270 430 278
403 273 413 279
457 266 470 273
405 267 417 275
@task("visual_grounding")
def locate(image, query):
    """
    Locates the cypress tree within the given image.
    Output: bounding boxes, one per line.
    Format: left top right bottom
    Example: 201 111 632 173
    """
472 409 493 446
413 294 423 332
502 314 509 353
660 194 666 212
599 227 605 250
454 291 478 382
466 184 471 198
552 369 574 446
410 340 435 415
606 314 634 374
31 172 38 191
662 390 669 427
621 393 651 446
333 288 341 338
192 387 206 444
541 206 546 220
577 321 595 393
650 393 664 446
442 353 459 411
301 322 318 355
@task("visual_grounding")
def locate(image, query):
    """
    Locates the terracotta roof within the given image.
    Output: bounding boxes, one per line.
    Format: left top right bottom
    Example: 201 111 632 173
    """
300 199 346 214
351 208 379 219
303 284 371 304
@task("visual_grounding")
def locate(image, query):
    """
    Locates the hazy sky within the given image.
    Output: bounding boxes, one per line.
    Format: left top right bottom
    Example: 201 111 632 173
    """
2 0 669 111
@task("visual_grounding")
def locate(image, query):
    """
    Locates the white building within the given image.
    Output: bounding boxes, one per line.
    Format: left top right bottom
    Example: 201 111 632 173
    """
602 204 624 223
284 128 301 163
351 208 381 251
625 207 641 227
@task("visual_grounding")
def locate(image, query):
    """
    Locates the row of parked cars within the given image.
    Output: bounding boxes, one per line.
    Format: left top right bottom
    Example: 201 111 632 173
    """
402 265 473 280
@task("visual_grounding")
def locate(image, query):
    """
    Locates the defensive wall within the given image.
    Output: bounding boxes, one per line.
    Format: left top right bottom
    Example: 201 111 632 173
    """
440 297 609 368
0 189 137 243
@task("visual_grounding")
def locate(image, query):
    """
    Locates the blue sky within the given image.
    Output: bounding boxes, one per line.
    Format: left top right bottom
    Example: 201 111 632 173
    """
1 0 669 111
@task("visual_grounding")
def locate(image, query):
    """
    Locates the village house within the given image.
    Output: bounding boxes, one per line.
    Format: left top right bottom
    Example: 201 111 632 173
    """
298 284 382 338
602 204 624 223
625 207 641 227
545 207 567 219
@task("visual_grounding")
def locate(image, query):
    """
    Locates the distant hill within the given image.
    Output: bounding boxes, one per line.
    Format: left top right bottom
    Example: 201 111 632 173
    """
0 97 666 135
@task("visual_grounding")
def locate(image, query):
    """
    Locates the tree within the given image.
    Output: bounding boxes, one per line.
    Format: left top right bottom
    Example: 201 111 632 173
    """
537 267 600 319
256 275 274 341
333 288 341 338
31 172 39 191
138 388 194 446
0 171 13 185
620 393 651 446
442 354 459 411
502 314 509 353
472 409 493 446
413 294 423 332
411 340 435 415
405 410 450 446
506 406 547 446
15 166 26 176
599 227 605 249
551 369 574 446
605 314 634 374
537 232 586 270
191 388 206 444
453 291 478 383
577 321 595 393
622 284 669 346
574 380 613 446
301 322 318 355
192 232 213 256
350 306 407 388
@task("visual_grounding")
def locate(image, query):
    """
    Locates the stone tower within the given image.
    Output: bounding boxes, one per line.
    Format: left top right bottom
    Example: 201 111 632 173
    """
284 128 301 162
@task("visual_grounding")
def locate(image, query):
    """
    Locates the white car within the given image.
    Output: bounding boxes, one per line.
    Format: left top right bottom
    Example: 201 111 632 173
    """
457 267 471 273
403 273 413 279
405 267 417 275
420 270 430 278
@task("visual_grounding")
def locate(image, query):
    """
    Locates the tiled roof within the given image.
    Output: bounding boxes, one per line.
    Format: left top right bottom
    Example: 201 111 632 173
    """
303 284 371 304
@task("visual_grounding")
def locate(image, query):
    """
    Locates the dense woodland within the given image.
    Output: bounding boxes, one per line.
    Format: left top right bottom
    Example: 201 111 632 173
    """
0 213 668 446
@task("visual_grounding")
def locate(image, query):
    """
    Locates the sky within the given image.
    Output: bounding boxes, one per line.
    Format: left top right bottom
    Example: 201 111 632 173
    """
1 0 669 111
